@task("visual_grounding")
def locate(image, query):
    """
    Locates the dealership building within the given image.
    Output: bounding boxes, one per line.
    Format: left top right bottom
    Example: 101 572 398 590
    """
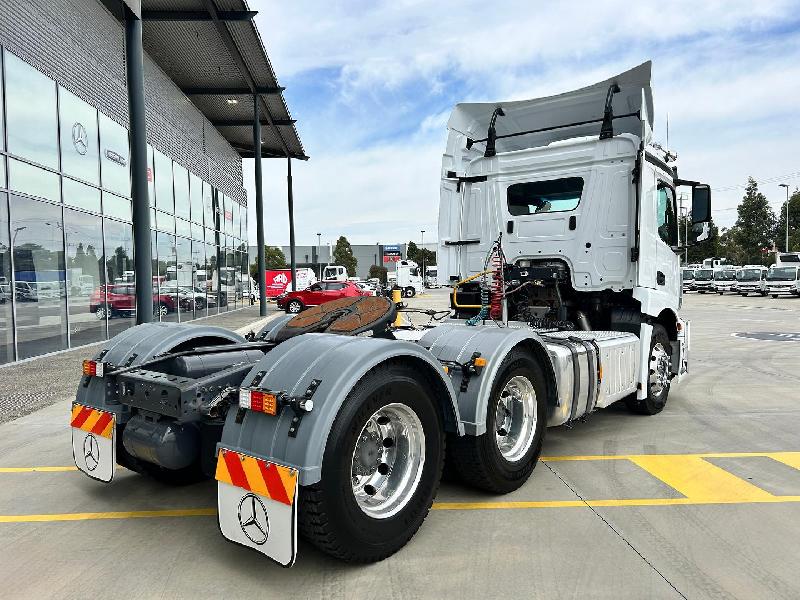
0 0 304 365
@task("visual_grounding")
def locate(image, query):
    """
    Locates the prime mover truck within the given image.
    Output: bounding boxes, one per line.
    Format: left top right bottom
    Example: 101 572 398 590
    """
70 62 710 567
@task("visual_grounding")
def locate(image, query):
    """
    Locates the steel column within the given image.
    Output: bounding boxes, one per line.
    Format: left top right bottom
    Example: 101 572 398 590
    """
253 97 267 315
125 10 152 324
287 157 297 290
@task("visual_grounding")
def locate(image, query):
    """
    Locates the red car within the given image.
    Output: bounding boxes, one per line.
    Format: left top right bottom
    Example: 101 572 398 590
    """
277 280 369 314
89 284 178 319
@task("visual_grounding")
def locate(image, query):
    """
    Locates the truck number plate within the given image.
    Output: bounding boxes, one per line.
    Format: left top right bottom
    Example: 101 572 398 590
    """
215 448 299 567
70 403 116 482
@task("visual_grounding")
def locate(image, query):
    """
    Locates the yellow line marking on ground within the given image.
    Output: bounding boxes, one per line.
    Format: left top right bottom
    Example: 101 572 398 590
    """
541 451 800 462
769 452 800 471
0 508 217 523
629 455 774 502
0 466 78 473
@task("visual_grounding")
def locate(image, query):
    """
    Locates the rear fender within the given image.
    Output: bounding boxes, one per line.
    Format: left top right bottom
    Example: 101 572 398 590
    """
75 322 246 422
418 321 558 435
219 333 461 487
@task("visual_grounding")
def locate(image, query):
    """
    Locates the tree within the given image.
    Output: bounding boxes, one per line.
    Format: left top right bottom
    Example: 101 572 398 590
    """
777 188 800 252
250 245 287 279
368 264 388 283
678 214 720 264
732 177 776 265
406 241 419 262
332 236 357 276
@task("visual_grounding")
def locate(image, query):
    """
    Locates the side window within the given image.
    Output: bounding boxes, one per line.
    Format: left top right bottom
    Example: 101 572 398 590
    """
507 177 584 215
308 283 322 291
656 184 677 246
329 283 345 291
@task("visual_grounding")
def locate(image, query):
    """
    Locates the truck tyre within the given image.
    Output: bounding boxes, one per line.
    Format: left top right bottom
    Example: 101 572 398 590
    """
760 291 768 297
404 287 415 298
772 294 778 299
286 299 304 314
447 349 547 494
625 324 672 416
298 361 444 563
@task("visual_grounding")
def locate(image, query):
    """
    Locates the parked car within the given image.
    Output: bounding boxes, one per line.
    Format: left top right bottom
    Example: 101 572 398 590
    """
89 284 178 318
158 282 218 311
276 280 370 313
355 282 377 296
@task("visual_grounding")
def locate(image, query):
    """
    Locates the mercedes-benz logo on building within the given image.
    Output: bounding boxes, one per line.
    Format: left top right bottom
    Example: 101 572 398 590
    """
237 493 269 545
72 122 88 155
83 433 100 472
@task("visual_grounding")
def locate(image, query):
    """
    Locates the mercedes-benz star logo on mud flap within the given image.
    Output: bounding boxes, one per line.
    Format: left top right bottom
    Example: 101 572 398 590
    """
238 493 269 545
83 433 100 472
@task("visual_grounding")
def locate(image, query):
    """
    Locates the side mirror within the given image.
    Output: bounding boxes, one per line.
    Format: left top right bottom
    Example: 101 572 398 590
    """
693 222 710 242
692 184 711 224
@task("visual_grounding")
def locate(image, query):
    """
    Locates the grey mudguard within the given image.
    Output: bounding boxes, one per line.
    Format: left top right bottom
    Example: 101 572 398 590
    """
75 322 246 423
418 321 558 435
253 314 294 341
219 332 462 487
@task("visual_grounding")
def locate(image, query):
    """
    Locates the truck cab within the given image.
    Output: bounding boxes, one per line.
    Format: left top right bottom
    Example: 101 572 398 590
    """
692 268 714 293
322 265 348 281
767 264 800 297
736 265 768 296
393 259 424 297
681 267 695 292
712 267 738 294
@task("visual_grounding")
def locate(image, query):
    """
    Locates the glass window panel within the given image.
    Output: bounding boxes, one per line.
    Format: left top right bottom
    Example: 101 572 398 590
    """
173 163 190 221
59 87 99 185
103 219 135 338
176 217 191 239
156 231 178 322
147 145 155 207
203 182 214 230
64 208 105 346
224 196 233 235
204 242 218 314
189 172 203 225
190 221 203 241
8 158 59 203
0 156 5 188
5 52 58 168
241 204 247 242
0 193 13 364
174 236 193 321
156 210 175 234
10 194 67 359
190 241 208 318
103 192 132 222
150 207 157 228
153 149 173 212
63 178 101 213
99 113 130 197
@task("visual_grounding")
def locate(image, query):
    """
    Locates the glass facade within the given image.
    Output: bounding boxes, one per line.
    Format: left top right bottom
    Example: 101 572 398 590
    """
0 49 250 364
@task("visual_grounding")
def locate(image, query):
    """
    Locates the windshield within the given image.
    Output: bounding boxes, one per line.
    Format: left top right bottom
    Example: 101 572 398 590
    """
682 270 694 280
767 267 798 281
714 271 735 281
695 269 713 280
737 269 762 281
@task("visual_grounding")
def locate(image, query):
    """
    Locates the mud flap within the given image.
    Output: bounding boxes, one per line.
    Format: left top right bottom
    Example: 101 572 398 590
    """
70 403 116 482
216 448 298 567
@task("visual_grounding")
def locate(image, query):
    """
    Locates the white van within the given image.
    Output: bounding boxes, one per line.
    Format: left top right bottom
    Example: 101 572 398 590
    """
712 267 738 294
322 265 348 281
766 265 800 297
736 266 768 296
692 268 714 293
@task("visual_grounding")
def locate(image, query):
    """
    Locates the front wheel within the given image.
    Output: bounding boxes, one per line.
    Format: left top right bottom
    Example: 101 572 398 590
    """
95 304 110 320
153 304 169 318
285 299 303 314
626 324 672 415
298 361 444 563
447 349 547 493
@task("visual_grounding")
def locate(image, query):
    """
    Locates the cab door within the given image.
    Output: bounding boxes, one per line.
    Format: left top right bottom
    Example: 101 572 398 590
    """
636 163 679 296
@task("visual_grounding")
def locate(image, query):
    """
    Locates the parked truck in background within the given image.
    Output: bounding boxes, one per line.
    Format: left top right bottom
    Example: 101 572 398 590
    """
712 266 738 294
767 264 800 297
425 266 440 288
692 268 714 293
322 265 348 281
393 259 424 297
70 62 711 568
736 265 768 296
681 267 695 292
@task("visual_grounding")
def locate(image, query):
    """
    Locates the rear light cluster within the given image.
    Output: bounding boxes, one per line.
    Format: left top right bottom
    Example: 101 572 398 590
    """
82 360 104 377
239 388 278 415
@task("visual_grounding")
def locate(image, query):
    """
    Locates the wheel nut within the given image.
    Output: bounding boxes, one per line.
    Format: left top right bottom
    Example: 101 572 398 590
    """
382 438 394 448
364 484 377 496
377 463 389 475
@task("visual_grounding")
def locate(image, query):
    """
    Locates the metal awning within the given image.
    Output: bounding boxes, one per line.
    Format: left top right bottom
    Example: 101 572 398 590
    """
114 0 306 160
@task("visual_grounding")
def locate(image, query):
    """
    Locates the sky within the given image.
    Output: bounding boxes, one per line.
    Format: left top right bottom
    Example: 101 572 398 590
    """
244 0 800 248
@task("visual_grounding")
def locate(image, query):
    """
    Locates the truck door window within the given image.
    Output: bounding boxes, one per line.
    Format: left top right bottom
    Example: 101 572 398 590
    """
656 184 677 246
507 177 583 215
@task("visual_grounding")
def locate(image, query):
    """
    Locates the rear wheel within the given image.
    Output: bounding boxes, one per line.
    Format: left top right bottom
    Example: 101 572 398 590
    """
448 349 547 493
298 362 444 563
286 299 303 314
626 324 672 415
95 304 110 320
153 303 169 318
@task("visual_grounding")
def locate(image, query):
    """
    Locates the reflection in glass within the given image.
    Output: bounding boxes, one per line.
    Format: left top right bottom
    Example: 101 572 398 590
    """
5 51 58 169
10 194 67 359
189 173 203 225
173 163 190 221
205 242 220 313
191 241 208 318
59 87 99 185
104 219 135 338
0 193 13 363
156 231 178 322
103 192 132 222
203 181 215 230
173 236 193 320
154 149 173 213
8 158 60 203
176 217 191 239
147 144 155 207
99 113 130 197
64 178 101 213
64 208 106 346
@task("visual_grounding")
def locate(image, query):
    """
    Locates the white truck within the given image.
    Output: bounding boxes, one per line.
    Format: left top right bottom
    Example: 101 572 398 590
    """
322 265 348 281
736 265 768 296
767 264 800 297
692 267 714 293
393 259 424 297
681 267 695 292
70 62 710 568
712 266 738 294
425 266 440 288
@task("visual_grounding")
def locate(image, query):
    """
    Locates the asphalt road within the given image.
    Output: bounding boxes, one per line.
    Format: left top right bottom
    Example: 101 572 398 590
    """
1 290 800 599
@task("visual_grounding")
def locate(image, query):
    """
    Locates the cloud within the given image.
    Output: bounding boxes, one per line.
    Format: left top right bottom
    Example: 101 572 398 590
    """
246 1 800 245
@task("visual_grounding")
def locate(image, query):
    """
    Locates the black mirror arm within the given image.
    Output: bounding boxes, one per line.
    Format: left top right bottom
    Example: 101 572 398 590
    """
599 83 621 140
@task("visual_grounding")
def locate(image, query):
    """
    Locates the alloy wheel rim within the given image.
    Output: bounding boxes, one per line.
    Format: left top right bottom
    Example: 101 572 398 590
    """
350 402 425 519
649 343 671 396
494 375 537 462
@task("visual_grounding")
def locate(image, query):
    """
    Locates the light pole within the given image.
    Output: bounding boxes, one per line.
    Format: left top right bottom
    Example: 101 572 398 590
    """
420 230 426 292
779 184 790 252
316 232 322 279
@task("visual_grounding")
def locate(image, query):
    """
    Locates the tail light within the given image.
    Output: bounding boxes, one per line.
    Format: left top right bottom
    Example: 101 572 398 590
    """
239 388 277 415
82 360 104 377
